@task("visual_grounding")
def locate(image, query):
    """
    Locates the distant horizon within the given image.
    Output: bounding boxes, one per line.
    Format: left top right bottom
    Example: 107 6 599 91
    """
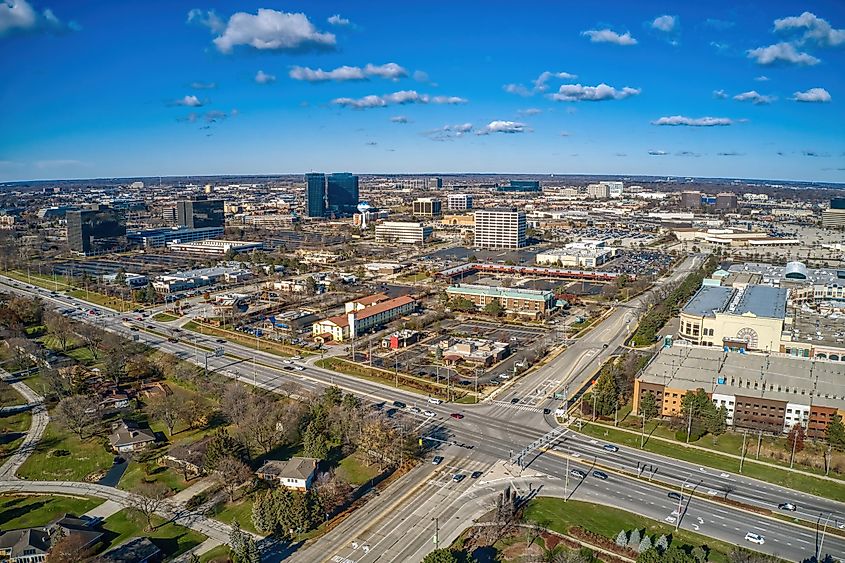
1 171 843 189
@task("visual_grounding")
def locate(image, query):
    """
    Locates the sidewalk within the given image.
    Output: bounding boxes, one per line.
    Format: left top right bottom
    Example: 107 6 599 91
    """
169 477 215 506
587 419 844 483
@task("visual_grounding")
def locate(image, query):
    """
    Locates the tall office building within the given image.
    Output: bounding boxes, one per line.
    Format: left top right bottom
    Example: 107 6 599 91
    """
412 198 442 218
67 205 126 255
716 192 738 211
176 197 225 229
305 173 326 217
327 173 359 216
681 191 702 208
448 194 472 211
474 209 526 249
823 198 845 229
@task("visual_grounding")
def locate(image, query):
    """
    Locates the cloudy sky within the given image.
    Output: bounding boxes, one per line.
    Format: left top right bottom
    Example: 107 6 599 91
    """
1 0 843 182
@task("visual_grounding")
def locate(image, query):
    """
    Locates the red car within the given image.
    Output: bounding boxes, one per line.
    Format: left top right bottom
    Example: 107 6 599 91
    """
450 413 464 420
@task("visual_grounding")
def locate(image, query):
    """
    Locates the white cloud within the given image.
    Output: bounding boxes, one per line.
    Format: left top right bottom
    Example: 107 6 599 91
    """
477 120 530 135
774 12 845 47
255 70 276 84
0 0 77 36
651 15 676 33
533 71 577 91
503 83 531 96
791 87 831 103
581 29 637 45
363 63 408 80
174 95 203 107
733 90 775 105
327 14 350 26
651 115 734 126
713 89 728 99
754 75 769 82
289 62 407 82
549 83 640 102
191 81 216 89
413 70 430 82
190 8 336 54
518 108 542 116
332 90 467 109
648 150 668 156
424 123 473 141
746 42 820 66
390 115 410 124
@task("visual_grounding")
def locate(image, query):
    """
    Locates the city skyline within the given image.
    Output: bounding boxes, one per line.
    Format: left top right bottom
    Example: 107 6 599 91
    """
1 0 844 183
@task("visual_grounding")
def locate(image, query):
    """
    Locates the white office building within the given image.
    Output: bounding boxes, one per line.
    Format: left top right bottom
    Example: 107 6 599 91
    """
473 209 526 249
447 194 473 211
375 221 433 244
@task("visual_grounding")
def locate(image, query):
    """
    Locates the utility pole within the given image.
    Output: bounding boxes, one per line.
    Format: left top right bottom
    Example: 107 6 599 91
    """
592 393 597 421
790 428 798 468
640 414 646 449
564 457 569 501
755 429 763 460
739 430 748 473
818 512 832 561
686 403 695 443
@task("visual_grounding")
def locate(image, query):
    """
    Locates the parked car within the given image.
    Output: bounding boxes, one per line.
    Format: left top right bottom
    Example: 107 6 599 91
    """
432 456 443 465
428 397 442 405
393 401 406 409
471 471 483 479
452 474 465 483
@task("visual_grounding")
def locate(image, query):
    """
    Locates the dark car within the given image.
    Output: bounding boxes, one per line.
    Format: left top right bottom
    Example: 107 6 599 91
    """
216 338 226 343
668 492 683 501
452 474 465 483
471 471 483 479
450 413 464 420
592 470 608 480
283 365 294 370
510 397 520 404
113 456 125 464
393 401 406 409
602 444 619 452
543 408 551 415
432 456 443 465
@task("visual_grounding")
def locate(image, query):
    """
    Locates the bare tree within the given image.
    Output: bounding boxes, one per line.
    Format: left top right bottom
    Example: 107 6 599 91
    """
147 392 187 437
221 383 253 426
46 532 92 563
214 455 253 502
76 323 104 361
43 310 74 352
131 481 168 531
54 394 99 439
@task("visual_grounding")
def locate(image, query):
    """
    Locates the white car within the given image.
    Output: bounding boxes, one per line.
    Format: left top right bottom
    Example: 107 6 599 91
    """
424 410 436 417
744 532 765 545
427 397 442 405
294 365 305 371
282 359 292 364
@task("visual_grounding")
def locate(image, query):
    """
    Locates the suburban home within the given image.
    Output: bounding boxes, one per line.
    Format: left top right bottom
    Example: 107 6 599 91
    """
99 537 162 563
0 514 103 563
161 436 211 478
108 420 157 453
256 457 319 490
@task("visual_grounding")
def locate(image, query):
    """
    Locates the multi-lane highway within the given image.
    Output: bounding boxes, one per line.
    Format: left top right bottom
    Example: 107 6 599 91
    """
2 268 844 562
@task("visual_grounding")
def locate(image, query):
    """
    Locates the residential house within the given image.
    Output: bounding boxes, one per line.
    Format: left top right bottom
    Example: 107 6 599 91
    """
256 457 319 490
0 514 103 563
161 436 211 478
108 420 157 453
99 537 162 563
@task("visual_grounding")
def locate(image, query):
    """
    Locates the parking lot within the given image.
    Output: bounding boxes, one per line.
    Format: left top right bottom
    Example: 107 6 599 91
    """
599 250 673 276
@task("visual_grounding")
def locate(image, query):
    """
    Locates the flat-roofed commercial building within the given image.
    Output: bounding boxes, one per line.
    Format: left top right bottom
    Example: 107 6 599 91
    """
678 284 788 352
375 221 433 244
473 208 526 249
822 209 845 229
176 197 225 229
536 246 618 268
166 239 262 255
447 194 472 211
633 344 845 436
412 197 442 217
446 284 554 318
127 226 223 248
66 205 126 255
716 192 738 210
497 180 540 192
681 191 702 208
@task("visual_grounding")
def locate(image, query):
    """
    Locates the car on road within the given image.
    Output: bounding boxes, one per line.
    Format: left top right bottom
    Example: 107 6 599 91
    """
393 401 406 409
294 366 305 371
291 355 302 360
602 444 619 452
668 492 683 501
744 532 765 545
432 456 443 465
424 410 436 417
471 471 483 479
510 397 520 404
570 469 587 479
452 474 465 483
428 397 442 404
282 359 292 364
543 408 551 415
216 338 226 343
129 327 139 332
167 337 179 343
592 470 608 480
777 502 796 511
283 366 294 370
409 407 421 414
450 413 464 420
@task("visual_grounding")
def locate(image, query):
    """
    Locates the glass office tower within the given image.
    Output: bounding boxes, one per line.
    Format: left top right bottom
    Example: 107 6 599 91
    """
327 173 359 216
305 173 326 217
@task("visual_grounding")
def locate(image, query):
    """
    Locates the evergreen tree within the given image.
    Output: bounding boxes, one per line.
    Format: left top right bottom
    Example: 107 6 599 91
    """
303 420 331 459
628 528 641 548
636 548 662 563
143 282 157 304
229 521 245 562
592 368 620 417
655 534 669 552
638 535 652 553
827 414 845 449
615 530 629 547
639 392 658 421
251 490 276 534
691 545 708 563
421 549 460 563
245 537 261 563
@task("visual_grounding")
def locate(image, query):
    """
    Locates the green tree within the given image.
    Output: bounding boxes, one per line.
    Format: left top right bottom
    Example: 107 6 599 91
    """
143 282 157 304
204 429 249 471
591 368 619 417
114 269 126 286
421 549 460 563
302 420 330 459
483 298 504 317
639 392 658 421
826 414 845 450
615 530 628 547
449 296 476 312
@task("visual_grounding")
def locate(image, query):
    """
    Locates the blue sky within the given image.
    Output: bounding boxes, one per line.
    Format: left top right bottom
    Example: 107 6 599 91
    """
1 0 843 183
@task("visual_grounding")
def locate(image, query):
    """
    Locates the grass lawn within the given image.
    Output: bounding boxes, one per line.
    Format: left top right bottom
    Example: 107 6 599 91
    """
337 452 380 486
524 498 736 563
152 312 180 322
397 272 429 283
0 494 104 529
100 508 206 558
117 459 191 496
209 496 259 535
183 320 313 357
66 289 135 311
64 345 99 366
579 422 845 502
17 421 113 481
0 411 31 464
315 357 450 400
201 544 231 563
0 382 25 407
3 269 76 290
38 333 82 353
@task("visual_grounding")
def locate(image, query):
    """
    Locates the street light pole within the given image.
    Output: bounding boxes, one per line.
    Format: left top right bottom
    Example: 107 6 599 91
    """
740 430 748 473
675 476 689 531
818 512 832 561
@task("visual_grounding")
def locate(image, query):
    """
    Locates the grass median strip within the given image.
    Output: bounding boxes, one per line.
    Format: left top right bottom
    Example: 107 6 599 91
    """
579 422 845 502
